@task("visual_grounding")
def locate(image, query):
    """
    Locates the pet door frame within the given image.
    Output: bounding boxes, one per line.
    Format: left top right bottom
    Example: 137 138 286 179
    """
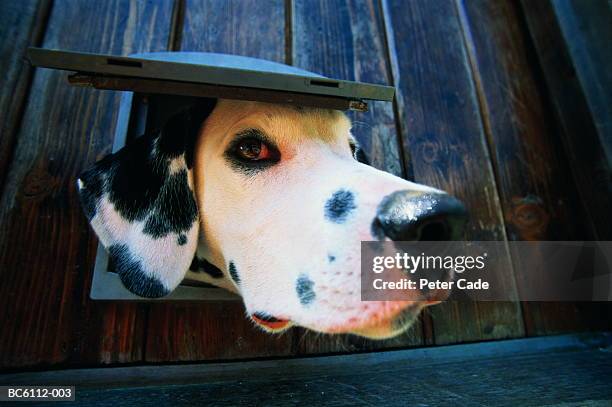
27 49 395 301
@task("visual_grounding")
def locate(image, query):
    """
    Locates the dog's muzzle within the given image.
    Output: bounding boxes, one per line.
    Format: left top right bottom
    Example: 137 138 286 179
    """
252 191 468 336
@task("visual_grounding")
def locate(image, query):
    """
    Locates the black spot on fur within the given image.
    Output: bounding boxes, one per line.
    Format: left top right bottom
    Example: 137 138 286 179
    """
156 115 188 159
142 169 198 238
156 100 217 168
353 146 369 165
228 261 240 285
76 99 216 226
77 154 114 221
190 256 224 279
328 254 336 263
184 100 217 168
325 189 357 223
296 274 316 306
106 134 166 222
349 139 370 165
77 179 99 221
109 244 169 298
177 234 187 245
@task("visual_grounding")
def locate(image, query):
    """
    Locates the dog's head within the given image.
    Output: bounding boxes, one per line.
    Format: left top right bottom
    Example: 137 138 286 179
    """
78 99 466 339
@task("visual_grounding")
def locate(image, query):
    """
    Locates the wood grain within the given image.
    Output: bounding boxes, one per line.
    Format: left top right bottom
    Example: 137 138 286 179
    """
293 0 403 178
552 0 612 165
0 0 174 368
0 0 51 192
455 0 606 336
518 0 612 336
291 0 421 354
143 0 294 362
382 0 524 344
520 0 612 241
182 0 285 62
4 333 610 406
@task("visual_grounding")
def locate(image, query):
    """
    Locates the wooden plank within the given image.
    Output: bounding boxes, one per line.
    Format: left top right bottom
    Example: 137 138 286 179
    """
3 333 611 406
0 0 51 191
291 0 421 354
293 0 404 178
3 332 610 387
182 0 285 62
520 0 612 335
382 0 524 344
29 348 612 405
455 0 610 335
520 0 612 241
552 0 612 164
0 0 174 368
143 0 294 362
144 303 295 361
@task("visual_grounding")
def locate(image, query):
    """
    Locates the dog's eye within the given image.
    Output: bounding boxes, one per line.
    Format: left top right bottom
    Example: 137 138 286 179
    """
225 130 281 175
236 139 271 161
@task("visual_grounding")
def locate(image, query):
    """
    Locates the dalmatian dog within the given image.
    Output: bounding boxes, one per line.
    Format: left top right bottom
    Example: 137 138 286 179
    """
77 98 466 339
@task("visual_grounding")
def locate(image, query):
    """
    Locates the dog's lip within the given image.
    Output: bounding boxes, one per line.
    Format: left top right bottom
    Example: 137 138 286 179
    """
250 313 291 330
249 301 439 336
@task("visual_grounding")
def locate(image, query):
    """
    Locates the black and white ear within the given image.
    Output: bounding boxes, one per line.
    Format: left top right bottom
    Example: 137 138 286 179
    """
77 101 215 298
349 136 370 165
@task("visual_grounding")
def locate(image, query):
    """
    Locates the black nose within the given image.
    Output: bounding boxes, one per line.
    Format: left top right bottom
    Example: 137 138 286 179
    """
373 191 467 241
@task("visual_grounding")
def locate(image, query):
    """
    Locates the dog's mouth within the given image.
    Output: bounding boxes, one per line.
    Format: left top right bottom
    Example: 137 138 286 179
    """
250 312 292 331
249 302 435 339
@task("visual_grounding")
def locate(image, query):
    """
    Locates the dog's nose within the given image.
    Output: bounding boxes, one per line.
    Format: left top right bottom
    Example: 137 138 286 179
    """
373 191 467 241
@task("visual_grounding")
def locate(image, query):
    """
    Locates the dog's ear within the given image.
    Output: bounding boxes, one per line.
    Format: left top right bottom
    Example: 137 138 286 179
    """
77 100 216 298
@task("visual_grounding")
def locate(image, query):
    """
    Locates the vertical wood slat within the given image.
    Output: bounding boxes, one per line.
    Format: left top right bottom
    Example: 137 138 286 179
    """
382 0 524 344
552 0 612 164
293 0 404 179
520 0 612 241
0 0 51 192
291 0 422 354
455 0 602 336
518 0 612 335
144 0 294 362
0 0 174 368
182 0 286 62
